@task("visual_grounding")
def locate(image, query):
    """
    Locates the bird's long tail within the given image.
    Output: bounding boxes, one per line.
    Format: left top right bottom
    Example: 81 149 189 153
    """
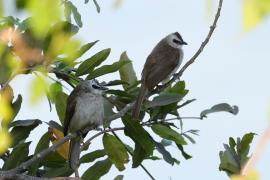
132 85 148 120
69 136 81 176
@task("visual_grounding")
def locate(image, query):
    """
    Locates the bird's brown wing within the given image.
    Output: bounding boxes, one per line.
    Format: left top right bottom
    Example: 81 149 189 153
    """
63 88 81 136
142 45 180 90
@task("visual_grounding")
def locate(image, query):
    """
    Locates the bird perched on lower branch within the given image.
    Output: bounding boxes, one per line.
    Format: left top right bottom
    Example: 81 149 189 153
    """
63 79 107 177
132 32 187 120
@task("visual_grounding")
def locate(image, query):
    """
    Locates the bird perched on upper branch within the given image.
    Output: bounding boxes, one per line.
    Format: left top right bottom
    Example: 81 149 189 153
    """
132 32 187 120
63 79 107 176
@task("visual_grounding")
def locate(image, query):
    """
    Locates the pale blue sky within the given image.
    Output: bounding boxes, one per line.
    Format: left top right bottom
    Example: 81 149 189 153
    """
4 0 270 179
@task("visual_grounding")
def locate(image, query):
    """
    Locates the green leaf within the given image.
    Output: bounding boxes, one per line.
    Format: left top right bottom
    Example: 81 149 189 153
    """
239 133 256 154
105 80 129 86
151 124 187 145
29 133 50 175
153 140 175 165
80 149 106 164
69 1 83 27
47 82 62 103
119 52 137 90
76 40 99 59
176 144 192 160
2 142 31 170
86 60 131 80
161 139 173 146
122 115 154 167
10 94 23 122
114 175 124 180
102 133 129 171
76 48 111 76
55 92 68 125
82 158 112 180
43 164 73 178
64 1 72 22
9 119 42 147
146 93 183 108
229 137 236 148
219 144 241 176
200 103 239 118
42 151 66 168
165 81 188 96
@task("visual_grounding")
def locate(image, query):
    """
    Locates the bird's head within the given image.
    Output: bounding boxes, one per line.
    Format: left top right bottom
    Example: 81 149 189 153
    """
84 79 108 95
166 32 187 49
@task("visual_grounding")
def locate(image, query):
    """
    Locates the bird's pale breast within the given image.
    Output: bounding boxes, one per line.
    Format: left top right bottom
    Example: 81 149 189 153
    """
68 92 104 133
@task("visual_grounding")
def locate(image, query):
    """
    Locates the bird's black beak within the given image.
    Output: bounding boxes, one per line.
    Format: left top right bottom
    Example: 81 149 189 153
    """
100 86 109 91
181 41 188 45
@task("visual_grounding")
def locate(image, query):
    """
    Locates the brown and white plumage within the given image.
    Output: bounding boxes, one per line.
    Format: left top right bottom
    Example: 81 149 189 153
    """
132 32 187 119
63 80 106 175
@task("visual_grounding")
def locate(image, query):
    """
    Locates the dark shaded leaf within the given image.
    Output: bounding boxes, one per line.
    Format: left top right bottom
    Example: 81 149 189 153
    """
82 158 112 180
80 149 106 164
182 133 196 144
55 92 68 125
200 103 239 118
114 175 124 180
48 120 63 132
76 48 111 76
176 144 192 160
2 142 30 170
42 151 66 168
122 115 154 167
10 94 23 122
151 124 187 145
146 93 183 108
69 2 82 27
29 133 50 175
153 140 175 165
161 139 173 146
119 52 137 90
92 0 101 13
219 144 240 175
9 119 42 147
104 80 129 86
86 60 131 80
103 133 129 171
177 99 196 109
43 164 73 178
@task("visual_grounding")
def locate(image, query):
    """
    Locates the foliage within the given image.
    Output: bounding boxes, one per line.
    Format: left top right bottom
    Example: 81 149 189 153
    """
219 133 256 176
0 0 249 179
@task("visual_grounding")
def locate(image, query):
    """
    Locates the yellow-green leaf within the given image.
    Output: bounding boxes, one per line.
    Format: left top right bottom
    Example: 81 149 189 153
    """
102 133 129 171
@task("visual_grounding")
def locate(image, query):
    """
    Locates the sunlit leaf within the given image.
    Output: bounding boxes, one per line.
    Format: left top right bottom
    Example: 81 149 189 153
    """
76 40 99 59
243 0 270 31
82 158 112 180
119 52 137 90
26 0 62 37
47 82 62 103
103 133 129 171
231 170 259 180
48 127 69 160
30 74 49 104
76 48 111 76
64 1 72 22
0 129 11 155
0 0 3 17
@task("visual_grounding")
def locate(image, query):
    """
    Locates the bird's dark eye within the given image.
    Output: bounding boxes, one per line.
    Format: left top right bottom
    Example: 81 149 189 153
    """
92 84 101 89
173 39 181 45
